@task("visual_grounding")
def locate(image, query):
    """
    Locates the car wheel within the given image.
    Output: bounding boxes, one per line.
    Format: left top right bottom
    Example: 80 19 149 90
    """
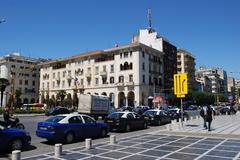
65 132 75 143
125 124 131 132
10 138 23 151
143 122 148 129
100 129 107 138
157 120 161 126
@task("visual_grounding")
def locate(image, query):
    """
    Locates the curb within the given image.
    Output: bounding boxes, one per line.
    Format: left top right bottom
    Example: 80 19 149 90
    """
0 114 45 118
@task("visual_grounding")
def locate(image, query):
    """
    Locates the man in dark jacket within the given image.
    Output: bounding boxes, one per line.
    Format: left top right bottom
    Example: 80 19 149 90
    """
205 105 214 131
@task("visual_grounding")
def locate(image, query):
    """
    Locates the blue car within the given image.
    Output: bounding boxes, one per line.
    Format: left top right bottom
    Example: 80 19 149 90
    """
0 121 31 151
36 113 109 143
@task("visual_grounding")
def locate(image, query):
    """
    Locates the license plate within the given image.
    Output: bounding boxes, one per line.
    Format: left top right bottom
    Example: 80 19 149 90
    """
40 127 47 130
108 120 113 123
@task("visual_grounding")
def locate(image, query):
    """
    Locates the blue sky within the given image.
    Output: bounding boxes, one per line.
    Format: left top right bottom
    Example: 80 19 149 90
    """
0 0 240 77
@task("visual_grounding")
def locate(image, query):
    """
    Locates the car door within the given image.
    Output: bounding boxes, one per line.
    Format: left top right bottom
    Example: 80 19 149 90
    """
132 113 143 129
68 116 84 138
82 115 98 138
126 113 138 130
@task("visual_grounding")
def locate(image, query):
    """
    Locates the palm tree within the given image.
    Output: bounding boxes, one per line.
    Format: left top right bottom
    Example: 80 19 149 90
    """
0 78 10 108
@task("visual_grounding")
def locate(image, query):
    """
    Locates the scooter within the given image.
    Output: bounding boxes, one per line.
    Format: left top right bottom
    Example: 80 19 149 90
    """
6 117 25 130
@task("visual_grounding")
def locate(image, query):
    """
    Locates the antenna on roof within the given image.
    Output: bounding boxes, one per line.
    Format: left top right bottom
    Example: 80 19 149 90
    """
147 8 152 30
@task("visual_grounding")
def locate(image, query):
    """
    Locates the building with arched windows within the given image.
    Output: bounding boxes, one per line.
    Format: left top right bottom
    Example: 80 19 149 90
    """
39 43 164 108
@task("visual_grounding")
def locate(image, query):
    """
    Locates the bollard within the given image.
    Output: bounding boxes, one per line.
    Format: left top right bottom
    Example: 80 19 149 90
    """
166 124 172 131
110 135 116 145
12 150 21 160
85 138 92 150
190 116 194 120
55 144 62 158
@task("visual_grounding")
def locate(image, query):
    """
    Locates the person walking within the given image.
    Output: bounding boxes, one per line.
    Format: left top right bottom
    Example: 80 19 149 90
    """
200 106 207 129
205 105 214 131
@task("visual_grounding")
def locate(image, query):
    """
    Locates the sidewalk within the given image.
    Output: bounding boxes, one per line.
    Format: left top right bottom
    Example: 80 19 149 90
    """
0 113 45 118
166 112 240 137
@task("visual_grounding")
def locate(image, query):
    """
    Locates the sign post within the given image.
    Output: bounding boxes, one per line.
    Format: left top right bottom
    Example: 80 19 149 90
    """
174 73 188 126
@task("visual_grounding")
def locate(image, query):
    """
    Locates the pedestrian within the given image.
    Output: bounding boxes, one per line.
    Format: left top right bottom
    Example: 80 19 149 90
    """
205 105 214 131
200 106 207 129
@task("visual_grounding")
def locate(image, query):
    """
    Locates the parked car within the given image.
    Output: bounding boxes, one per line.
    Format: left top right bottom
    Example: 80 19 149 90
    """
36 113 109 143
133 106 150 115
168 108 189 121
142 109 171 125
0 122 31 151
45 107 70 116
105 111 148 132
220 106 230 115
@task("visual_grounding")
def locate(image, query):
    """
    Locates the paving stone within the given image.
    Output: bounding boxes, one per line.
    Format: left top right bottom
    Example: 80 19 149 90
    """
148 140 170 145
222 142 240 147
60 153 90 159
99 151 130 159
23 155 49 160
166 152 199 160
118 147 146 153
118 141 138 146
132 138 152 143
155 145 181 152
184 137 203 140
98 144 125 150
83 156 112 160
167 142 190 147
79 148 108 155
226 139 240 143
205 138 224 142
122 154 157 160
207 150 239 158
167 136 184 139
141 149 170 157
215 145 240 152
197 140 221 145
176 139 199 143
198 155 233 160
160 137 179 142
178 148 208 154
190 143 215 149
133 143 158 149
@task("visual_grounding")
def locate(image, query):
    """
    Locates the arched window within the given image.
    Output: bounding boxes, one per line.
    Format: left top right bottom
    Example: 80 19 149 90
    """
129 63 133 69
124 62 128 70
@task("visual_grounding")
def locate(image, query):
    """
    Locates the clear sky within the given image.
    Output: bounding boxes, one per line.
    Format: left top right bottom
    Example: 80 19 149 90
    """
0 0 239 77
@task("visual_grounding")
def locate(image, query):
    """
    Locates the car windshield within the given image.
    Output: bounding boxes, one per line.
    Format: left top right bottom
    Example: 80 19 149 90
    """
108 112 124 119
144 110 157 116
45 116 66 123
168 109 178 113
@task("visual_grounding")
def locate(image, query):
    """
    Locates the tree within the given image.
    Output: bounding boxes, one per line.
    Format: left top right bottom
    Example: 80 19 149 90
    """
56 90 66 106
0 78 10 108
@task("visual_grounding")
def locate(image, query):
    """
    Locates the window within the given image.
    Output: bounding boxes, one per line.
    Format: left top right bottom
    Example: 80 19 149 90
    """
143 75 145 84
149 76 152 84
87 79 91 86
103 65 106 72
87 67 91 73
110 77 114 84
142 51 145 58
110 65 114 73
95 78 99 85
11 65 16 68
57 72 60 78
32 80 35 86
95 66 99 75
25 80 28 85
63 71 66 78
68 116 82 123
129 63 133 69
47 82 49 88
129 75 133 82
119 76 124 83
102 77 107 84
124 52 128 58
19 80 22 85
81 79 84 85
130 51 132 57
53 81 55 88
82 116 95 123
42 82 44 88
142 62 145 71
62 80 65 87
53 73 55 79
120 53 123 58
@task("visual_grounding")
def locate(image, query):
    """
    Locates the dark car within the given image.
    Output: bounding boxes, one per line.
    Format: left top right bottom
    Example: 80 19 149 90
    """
220 106 230 115
45 107 70 116
36 113 109 143
133 106 150 115
0 122 31 151
168 109 189 121
142 109 171 125
105 111 148 132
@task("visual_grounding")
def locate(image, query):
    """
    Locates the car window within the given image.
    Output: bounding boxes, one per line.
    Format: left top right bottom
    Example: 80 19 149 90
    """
143 110 157 116
108 112 124 119
126 113 134 119
68 116 82 123
82 116 95 123
133 113 141 118
46 116 66 123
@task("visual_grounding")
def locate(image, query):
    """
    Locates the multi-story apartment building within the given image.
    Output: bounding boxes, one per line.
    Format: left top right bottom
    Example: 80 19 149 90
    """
227 77 235 100
132 29 177 94
39 43 164 108
0 53 44 108
177 49 196 90
196 76 212 92
195 67 227 95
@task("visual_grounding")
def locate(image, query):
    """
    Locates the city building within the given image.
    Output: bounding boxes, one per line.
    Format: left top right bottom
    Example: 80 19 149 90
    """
227 77 235 100
195 67 228 95
0 53 44 108
177 49 196 90
39 43 164 108
132 28 177 94
235 79 240 103
196 76 212 92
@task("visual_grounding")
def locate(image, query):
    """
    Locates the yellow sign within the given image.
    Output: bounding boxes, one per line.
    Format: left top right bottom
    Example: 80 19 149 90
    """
174 73 188 97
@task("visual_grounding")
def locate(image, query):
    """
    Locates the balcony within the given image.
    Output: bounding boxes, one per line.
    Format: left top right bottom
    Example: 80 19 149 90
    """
66 75 72 80
100 71 107 77
125 81 134 86
85 72 92 78
116 82 124 86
